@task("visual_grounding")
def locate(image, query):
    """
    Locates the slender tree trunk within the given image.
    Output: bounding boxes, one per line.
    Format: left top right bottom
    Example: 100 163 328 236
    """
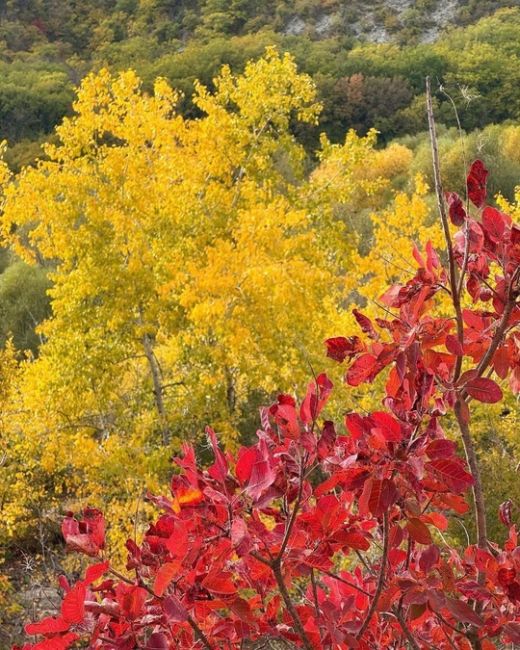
454 401 487 551
142 331 170 445
225 366 236 414
426 77 484 650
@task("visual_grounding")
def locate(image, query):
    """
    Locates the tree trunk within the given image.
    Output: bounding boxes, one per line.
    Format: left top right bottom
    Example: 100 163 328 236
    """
142 331 170 445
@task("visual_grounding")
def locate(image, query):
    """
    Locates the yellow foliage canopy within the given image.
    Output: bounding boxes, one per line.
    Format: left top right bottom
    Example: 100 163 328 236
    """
0 50 413 545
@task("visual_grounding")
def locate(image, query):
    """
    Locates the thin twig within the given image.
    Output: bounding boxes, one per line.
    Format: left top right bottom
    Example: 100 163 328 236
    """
272 563 313 650
427 81 489 650
392 608 421 650
356 512 389 641
355 549 375 575
310 569 323 644
454 399 487 552
320 568 372 597
276 454 305 562
426 77 465 382
187 615 214 650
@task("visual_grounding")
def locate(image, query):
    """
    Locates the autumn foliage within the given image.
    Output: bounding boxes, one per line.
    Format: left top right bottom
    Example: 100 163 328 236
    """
16 157 520 649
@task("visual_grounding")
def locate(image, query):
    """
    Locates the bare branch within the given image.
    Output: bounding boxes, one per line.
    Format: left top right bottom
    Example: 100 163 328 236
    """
356 512 389 641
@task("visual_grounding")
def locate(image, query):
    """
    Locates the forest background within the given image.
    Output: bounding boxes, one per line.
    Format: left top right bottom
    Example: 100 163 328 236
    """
1 0 520 642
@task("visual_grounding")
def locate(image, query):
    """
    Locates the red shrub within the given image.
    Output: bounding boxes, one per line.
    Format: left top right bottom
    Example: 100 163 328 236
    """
17 162 520 649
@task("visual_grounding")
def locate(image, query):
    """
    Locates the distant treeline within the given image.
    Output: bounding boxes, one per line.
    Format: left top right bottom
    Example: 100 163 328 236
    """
0 3 520 167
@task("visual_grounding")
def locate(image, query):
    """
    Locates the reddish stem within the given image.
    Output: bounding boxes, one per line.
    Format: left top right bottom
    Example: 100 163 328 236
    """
356 512 389 641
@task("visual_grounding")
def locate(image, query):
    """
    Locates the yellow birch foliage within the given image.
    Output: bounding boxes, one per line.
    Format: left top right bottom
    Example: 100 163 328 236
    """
0 49 411 549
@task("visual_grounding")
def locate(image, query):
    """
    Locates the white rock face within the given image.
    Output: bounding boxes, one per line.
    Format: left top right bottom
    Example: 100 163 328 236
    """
385 0 415 11
316 13 335 36
284 15 306 36
285 0 465 43
423 0 459 42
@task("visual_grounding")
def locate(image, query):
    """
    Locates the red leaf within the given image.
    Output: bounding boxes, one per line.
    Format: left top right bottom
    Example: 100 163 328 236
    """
493 345 510 379
115 584 147 620
235 447 256 485
380 284 403 307
146 633 169 650
269 395 300 439
481 641 497 650
446 597 483 627
84 561 109 586
57 575 70 593
163 595 188 622
498 567 516 587
344 412 365 439
406 518 432 545
482 206 508 240
237 439 275 501
25 617 69 636
425 439 457 460
300 373 333 424
419 545 440 572
352 309 378 339
503 622 520 643
317 420 336 459
467 159 488 208
32 633 78 650
154 559 183 597
388 524 404 548
445 192 467 226
445 334 464 356
231 517 248 548
440 493 470 514
229 597 256 624
171 486 204 514
339 531 371 551
464 376 503 403
369 412 402 442
359 478 397 518
325 336 362 363
346 354 379 386
201 570 236 596
466 219 485 252
206 426 228 483
81 507 105 547
61 508 105 556
61 582 86 625
422 512 448 531
427 458 474 493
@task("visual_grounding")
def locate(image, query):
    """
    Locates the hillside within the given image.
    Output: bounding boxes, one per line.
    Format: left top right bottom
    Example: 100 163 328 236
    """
0 1 519 169
0 0 515 51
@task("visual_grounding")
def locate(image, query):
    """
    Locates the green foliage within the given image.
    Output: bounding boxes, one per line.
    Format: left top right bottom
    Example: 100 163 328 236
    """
0 260 51 354
400 123 520 202
0 61 74 141
0 3 519 146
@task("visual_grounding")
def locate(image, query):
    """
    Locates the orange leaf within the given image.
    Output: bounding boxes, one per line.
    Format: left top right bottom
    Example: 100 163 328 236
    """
172 486 203 514
154 558 183 597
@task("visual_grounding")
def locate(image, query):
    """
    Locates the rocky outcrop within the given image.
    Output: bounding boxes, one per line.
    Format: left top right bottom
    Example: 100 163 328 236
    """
283 0 466 43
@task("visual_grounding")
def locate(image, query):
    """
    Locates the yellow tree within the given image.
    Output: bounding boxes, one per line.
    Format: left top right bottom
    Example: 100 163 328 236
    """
0 49 411 551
